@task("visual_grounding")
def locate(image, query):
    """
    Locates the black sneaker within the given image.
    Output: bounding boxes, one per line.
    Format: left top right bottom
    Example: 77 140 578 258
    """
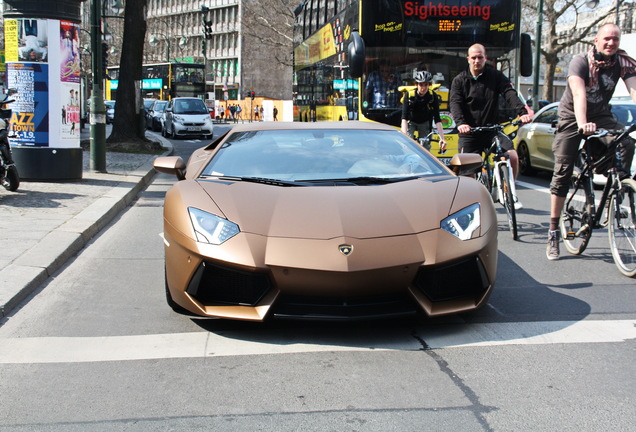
546 230 560 261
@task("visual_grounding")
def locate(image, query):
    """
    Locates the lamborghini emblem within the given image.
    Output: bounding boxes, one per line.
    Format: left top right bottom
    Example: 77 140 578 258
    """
339 244 353 256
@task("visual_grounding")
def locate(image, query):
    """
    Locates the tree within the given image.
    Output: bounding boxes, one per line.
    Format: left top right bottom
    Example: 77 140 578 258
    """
107 0 161 152
240 0 296 99
523 0 615 102
241 0 296 67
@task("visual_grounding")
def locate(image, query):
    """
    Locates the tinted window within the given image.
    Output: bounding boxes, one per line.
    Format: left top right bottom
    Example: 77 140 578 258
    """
535 107 558 124
611 104 636 125
173 99 208 114
201 129 446 181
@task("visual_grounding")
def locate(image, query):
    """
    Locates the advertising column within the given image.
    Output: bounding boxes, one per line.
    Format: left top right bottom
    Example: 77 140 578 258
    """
3 1 84 180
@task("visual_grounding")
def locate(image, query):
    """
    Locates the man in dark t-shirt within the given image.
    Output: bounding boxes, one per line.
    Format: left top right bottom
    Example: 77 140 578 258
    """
546 23 636 261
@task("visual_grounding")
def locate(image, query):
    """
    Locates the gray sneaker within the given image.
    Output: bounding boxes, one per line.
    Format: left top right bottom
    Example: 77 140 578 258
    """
546 230 560 261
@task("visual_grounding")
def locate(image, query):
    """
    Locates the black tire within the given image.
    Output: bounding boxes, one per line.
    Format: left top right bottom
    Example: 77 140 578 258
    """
2 165 19 191
499 164 518 240
517 142 535 176
608 179 636 277
560 169 593 255
476 162 493 199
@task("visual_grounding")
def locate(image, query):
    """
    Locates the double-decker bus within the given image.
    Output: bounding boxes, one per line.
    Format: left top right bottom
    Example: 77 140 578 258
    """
106 62 206 101
293 0 532 161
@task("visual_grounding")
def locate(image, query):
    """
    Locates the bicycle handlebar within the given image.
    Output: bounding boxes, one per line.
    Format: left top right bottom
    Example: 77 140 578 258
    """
581 124 636 141
419 132 447 155
469 119 523 134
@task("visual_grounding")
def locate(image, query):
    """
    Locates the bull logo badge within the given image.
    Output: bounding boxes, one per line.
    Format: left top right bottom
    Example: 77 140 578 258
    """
339 244 353 256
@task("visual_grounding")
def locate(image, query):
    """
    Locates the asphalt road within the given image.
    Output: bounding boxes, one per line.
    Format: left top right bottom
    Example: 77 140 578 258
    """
1 131 635 431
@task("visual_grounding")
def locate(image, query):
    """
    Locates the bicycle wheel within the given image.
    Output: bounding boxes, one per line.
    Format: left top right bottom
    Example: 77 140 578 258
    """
499 164 518 240
476 163 494 201
560 169 593 255
608 179 636 277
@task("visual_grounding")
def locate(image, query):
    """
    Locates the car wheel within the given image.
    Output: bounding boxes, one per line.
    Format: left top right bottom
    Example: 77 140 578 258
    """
161 126 166 137
517 142 535 176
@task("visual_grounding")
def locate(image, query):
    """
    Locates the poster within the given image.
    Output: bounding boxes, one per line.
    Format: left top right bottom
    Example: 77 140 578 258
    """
60 21 80 83
4 19 19 62
6 63 49 147
17 18 48 63
60 82 80 139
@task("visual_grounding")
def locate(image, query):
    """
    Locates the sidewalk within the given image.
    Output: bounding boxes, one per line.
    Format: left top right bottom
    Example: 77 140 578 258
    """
0 126 172 318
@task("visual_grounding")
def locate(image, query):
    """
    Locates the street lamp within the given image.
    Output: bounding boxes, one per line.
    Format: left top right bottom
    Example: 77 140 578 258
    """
89 0 107 172
89 0 124 173
148 32 188 62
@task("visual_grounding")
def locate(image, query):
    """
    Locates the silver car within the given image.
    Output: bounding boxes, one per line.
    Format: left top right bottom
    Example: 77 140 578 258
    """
162 97 214 139
515 99 636 183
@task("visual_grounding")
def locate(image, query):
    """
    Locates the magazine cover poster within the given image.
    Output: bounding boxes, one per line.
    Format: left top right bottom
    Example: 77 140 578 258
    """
18 18 49 63
60 21 80 83
6 63 50 147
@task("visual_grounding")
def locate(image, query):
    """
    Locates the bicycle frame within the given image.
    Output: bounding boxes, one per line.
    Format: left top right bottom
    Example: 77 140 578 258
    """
561 124 636 277
472 121 523 240
492 157 517 204
566 160 621 236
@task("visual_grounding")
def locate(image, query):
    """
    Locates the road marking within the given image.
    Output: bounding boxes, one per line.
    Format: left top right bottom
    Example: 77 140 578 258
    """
517 180 549 193
1 320 634 364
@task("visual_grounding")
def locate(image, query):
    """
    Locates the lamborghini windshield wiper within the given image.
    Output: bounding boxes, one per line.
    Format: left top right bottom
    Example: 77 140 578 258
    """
301 176 416 185
200 175 301 186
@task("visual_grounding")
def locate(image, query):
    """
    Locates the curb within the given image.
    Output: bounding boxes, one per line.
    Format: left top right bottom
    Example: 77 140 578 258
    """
0 136 173 319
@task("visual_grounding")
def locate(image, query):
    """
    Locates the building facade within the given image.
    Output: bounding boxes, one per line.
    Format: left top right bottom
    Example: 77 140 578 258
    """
121 0 293 101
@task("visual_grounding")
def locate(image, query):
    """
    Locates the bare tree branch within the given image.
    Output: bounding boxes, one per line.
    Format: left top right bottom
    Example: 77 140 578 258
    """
522 0 615 101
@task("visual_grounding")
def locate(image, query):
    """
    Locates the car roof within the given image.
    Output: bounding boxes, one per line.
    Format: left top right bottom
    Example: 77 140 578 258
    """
225 121 399 133
171 97 203 101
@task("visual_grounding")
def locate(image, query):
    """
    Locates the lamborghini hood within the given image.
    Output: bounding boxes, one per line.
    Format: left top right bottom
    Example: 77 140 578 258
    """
196 177 462 240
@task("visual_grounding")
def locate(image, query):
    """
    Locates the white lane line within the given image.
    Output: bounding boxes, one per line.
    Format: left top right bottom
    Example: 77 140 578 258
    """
1 320 634 364
517 180 550 194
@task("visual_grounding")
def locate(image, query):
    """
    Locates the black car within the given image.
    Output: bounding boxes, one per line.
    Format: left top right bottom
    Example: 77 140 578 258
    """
146 100 168 132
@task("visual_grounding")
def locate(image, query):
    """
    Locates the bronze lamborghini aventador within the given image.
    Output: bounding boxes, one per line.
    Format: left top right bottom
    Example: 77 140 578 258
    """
154 121 497 321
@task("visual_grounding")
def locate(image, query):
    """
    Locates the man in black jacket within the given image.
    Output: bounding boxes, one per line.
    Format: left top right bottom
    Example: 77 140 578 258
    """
450 44 533 188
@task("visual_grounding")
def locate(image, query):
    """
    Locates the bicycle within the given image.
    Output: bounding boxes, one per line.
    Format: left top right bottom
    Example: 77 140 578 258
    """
470 120 523 240
560 123 636 277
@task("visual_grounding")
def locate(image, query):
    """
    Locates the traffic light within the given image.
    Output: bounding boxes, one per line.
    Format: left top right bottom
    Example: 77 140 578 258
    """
250 91 255 100
203 20 213 40
102 42 109 72
201 39 206 56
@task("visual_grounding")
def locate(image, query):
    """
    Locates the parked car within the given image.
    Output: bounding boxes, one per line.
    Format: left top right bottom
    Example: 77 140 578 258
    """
162 97 214 139
153 121 496 321
146 100 168 132
143 98 157 117
104 100 115 124
515 98 636 184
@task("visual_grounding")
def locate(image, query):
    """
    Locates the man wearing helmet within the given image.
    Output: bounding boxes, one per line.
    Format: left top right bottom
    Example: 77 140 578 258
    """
401 70 446 153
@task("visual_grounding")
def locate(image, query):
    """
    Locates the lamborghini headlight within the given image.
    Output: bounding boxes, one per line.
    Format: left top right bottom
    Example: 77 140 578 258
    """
441 203 481 240
188 207 240 244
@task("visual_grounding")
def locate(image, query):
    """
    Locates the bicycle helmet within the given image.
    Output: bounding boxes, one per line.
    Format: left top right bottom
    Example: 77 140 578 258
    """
413 70 432 83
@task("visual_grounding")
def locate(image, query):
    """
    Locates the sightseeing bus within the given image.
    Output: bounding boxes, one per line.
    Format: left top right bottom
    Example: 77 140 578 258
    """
292 0 532 162
106 62 206 101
